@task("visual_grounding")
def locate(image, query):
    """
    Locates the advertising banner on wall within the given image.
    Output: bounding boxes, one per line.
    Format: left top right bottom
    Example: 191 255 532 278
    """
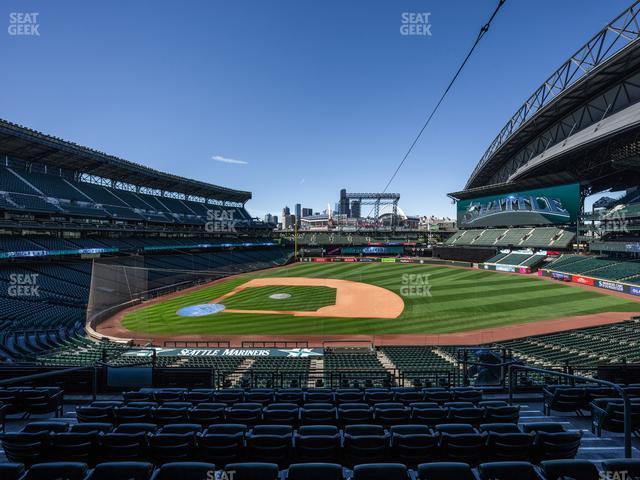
456 183 580 228
124 347 324 358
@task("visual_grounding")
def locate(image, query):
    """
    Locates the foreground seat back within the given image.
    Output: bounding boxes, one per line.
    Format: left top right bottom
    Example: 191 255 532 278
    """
541 459 600 480
352 463 409 480
287 462 344 480
417 462 476 480
22 462 88 480
0 463 25 480
149 462 216 480
1 432 47 465
86 461 154 480
535 431 582 461
478 461 540 480
224 462 279 480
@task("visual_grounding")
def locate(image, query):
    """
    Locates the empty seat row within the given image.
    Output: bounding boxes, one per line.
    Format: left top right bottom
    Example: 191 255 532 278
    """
3 421 581 467
122 387 484 405
77 401 516 427
0 459 634 480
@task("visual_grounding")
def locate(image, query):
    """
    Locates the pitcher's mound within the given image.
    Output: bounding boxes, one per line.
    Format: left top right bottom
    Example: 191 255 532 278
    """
269 293 292 300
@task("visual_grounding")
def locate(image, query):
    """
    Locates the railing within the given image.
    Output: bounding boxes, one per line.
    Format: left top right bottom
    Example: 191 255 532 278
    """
458 353 635 459
507 363 634 459
0 365 98 400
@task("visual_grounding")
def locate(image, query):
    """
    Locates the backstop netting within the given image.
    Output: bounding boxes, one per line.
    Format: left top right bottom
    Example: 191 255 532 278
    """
86 255 231 333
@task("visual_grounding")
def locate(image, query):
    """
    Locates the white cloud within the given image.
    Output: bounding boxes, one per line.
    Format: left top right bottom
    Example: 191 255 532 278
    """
211 155 248 165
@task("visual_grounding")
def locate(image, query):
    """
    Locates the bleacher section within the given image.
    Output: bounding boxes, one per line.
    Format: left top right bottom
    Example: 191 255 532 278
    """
497 319 640 368
546 254 640 285
484 251 547 269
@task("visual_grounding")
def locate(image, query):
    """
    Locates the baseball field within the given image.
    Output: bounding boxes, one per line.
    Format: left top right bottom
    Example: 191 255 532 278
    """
116 262 640 338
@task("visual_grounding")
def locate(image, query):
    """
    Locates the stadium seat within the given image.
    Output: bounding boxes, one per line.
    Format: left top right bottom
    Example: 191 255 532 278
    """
21 420 69 433
344 425 389 466
86 462 154 480
543 387 588 416
485 432 535 462
77 406 115 423
149 432 197 464
417 462 476 480
601 459 640 478
49 431 100 464
533 431 582 461
246 428 292 465
262 403 299 425
114 423 158 434
225 462 280 480
352 463 409 480
479 423 521 433
389 425 438 466
226 403 263 425
439 432 486 465
478 461 541 480
99 432 149 462
410 403 446 425
149 462 216 480
21 462 88 480
338 403 373 425
197 427 245 465
294 425 341 463
0 463 25 480
541 459 600 480
189 403 226 426
374 403 411 426
484 405 520 424
287 462 344 480
161 423 202 434
300 403 336 425
1 432 48 465
70 422 114 433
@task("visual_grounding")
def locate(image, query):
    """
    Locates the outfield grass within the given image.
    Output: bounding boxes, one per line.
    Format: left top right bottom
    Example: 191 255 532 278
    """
122 262 640 335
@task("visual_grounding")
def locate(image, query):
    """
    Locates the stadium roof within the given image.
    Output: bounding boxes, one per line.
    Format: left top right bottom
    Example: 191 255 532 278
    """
465 1 640 190
0 118 251 203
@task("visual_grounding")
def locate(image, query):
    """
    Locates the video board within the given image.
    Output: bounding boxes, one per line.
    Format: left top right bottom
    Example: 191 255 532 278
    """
456 183 580 228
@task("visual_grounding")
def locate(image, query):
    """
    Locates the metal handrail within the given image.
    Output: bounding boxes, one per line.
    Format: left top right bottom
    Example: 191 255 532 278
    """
506 363 633 459
457 355 634 458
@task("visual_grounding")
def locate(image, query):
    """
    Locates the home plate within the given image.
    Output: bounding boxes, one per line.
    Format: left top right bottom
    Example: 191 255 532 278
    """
269 293 291 300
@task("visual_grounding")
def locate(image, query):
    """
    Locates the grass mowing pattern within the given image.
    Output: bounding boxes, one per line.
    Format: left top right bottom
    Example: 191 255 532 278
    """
122 262 640 336
222 285 336 312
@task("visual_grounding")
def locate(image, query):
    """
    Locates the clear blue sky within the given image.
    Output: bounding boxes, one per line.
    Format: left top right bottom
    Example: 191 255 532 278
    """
0 0 631 219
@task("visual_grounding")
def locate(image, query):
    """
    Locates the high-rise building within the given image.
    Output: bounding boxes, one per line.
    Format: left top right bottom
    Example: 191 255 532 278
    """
302 208 313 217
295 203 302 226
350 200 361 219
339 189 350 217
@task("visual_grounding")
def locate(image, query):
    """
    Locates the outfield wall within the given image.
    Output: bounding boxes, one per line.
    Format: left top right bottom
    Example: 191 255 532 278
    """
540 269 640 297
300 256 473 268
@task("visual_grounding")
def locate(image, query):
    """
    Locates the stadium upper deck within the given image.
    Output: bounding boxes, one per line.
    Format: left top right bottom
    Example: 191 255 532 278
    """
0 119 270 235
455 1 640 200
